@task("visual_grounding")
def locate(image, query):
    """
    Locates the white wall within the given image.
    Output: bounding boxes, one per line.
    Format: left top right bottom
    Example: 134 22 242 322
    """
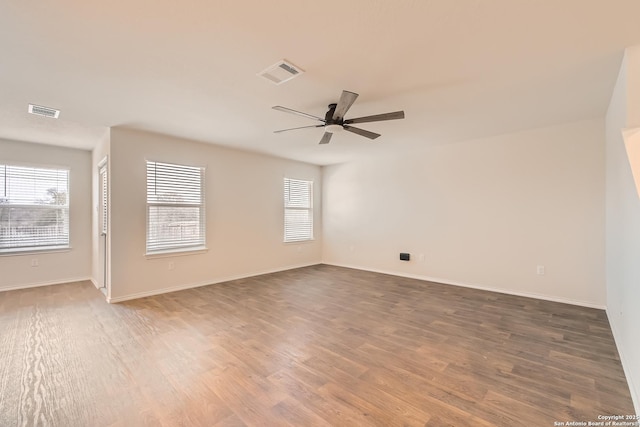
605 47 640 413
323 119 606 307
0 139 92 291
107 128 322 301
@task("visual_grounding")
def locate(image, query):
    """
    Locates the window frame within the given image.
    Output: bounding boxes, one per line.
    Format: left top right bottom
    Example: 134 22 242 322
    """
283 177 314 243
99 162 108 235
145 160 206 256
0 163 71 255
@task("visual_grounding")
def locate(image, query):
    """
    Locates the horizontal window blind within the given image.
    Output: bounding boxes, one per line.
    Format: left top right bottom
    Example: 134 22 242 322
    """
146 161 205 253
284 178 313 242
100 165 108 234
0 164 70 252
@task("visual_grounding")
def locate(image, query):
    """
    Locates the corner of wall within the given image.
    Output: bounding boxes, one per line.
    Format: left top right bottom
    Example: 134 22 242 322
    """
607 308 640 414
605 45 640 416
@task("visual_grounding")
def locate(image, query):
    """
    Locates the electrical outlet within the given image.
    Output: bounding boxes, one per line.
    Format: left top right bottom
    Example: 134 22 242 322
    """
536 265 545 275
168 262 175 271
418 254 425 262
31 258 39 267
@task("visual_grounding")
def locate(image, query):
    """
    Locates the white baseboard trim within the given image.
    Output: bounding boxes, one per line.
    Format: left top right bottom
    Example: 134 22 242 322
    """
89 277 108 291
107 262 321 303
323 262 607 310
607 309 640 415
0 276 93 293
89 278 109 298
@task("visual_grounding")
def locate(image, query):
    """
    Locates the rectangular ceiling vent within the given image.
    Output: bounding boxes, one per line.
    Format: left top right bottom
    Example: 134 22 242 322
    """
28 104 60 119
257 60 304 85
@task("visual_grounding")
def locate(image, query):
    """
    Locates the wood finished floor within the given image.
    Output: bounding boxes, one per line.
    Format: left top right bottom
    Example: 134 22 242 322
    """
0 265 634 426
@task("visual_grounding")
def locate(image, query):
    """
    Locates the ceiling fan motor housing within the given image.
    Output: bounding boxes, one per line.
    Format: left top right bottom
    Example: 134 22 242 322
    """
325 103 339 124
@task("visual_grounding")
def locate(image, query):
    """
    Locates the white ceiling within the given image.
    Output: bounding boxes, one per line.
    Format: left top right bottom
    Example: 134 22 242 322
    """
2 0 640 165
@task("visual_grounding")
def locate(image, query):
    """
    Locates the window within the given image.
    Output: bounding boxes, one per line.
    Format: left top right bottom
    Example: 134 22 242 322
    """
99 163 107 235
0 164 69 253
284 178 313 242
146 161 205 254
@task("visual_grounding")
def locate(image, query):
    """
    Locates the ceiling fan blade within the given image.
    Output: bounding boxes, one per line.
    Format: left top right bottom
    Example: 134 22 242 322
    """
272 106 325 122
344 110 405 125
343 125 381 140
319 132 333 144
332 90 359 121
274 124 325 133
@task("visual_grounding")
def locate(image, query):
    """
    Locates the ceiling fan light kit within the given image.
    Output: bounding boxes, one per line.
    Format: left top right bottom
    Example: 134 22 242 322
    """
272 90 405 144
325 124 343 133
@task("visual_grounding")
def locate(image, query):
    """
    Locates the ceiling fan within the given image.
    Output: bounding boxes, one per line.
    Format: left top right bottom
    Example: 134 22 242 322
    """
272 90 405 144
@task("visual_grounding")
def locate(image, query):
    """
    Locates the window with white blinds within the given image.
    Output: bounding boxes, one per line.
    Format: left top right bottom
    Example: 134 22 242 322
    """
284 178 313 242
99 164 108 235
0 164 70 253
146 161 205 253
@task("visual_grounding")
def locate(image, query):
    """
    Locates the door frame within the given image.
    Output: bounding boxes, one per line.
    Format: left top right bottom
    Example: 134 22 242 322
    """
98 157 109 294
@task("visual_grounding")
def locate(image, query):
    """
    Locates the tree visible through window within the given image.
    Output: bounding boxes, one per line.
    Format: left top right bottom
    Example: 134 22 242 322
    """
0 164 70 252
146 161 205 253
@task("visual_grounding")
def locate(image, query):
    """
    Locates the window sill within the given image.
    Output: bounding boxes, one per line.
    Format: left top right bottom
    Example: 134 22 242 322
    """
0 247 71 257
283 239 315 244
145 246 208 259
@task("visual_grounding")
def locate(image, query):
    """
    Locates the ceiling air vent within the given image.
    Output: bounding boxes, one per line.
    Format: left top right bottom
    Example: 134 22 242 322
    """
257 60 304 85
28 104 60 119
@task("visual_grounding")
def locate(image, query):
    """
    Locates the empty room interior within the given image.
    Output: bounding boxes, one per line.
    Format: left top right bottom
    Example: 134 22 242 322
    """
2 1 640 425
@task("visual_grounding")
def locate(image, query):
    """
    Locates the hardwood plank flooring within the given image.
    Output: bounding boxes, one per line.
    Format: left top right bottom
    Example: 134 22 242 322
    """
0 265 634 426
